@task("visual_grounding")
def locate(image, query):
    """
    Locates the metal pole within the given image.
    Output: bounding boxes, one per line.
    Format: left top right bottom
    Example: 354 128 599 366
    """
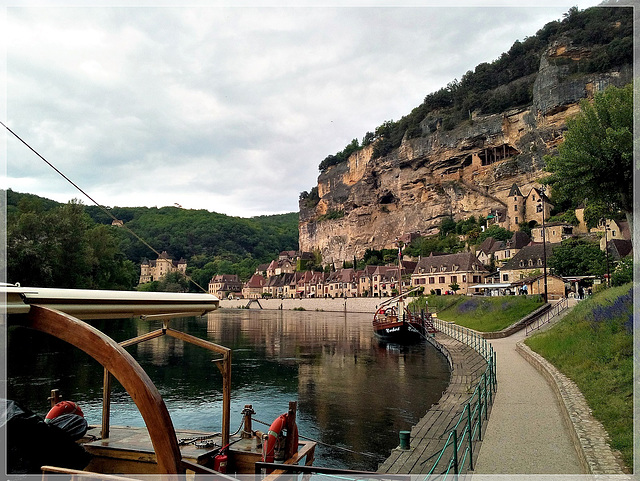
604 220 610 287
466 403 474 471
452 428 459 474
540 186 548 303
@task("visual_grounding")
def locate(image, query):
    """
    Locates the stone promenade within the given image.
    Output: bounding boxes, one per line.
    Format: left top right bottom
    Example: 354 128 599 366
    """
473 305 628 475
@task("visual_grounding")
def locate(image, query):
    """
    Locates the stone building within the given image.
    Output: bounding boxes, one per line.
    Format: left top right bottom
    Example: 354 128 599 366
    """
499 243 558 284
208 274 242 299
506 184 553 231
139 251 186 284
411 252 488 295
242 274 265 299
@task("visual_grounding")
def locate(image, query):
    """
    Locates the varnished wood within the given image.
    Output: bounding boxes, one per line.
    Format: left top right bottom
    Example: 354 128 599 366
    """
166 327 232 447
41 465 141 481
285 401 297 460
118 328 165 348
48 389 61 408
102 368 111 439
20 305 184 475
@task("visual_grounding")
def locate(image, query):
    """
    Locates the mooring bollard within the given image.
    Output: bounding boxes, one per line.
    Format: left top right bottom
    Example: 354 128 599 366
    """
399 430 411 450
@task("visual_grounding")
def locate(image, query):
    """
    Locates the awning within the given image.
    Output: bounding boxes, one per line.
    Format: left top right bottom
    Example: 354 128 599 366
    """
469 283 513 289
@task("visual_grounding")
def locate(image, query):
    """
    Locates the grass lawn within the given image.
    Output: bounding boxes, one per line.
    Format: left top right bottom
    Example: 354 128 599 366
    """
409 294 545 332
525 283 633 471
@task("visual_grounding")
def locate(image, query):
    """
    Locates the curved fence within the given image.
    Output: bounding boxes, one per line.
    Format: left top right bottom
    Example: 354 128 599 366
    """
425 319 497 478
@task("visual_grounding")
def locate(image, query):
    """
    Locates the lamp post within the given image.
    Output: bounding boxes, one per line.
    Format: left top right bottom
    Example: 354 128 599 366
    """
537 187 549 303
603 219 611 287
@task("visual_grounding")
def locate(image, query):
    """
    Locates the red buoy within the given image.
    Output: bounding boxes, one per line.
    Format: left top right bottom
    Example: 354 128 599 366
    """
45 401 84 423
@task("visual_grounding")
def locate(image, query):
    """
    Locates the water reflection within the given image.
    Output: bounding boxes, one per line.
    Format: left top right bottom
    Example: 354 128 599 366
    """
7 309 449 471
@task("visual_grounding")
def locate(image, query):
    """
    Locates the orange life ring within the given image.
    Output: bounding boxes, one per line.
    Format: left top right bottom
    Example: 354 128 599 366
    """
45 401 84 423
262 413 298 463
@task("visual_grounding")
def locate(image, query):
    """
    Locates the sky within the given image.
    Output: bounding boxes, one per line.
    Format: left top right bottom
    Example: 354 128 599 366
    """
2 1 607 218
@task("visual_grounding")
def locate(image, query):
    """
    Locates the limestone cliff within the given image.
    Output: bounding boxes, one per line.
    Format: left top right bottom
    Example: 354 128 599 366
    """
299 43 632 265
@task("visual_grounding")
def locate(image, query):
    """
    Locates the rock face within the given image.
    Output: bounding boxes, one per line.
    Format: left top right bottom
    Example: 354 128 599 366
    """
299 44 632 265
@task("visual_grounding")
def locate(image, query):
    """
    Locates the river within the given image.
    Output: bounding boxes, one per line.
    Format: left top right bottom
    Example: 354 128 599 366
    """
7 308 450 471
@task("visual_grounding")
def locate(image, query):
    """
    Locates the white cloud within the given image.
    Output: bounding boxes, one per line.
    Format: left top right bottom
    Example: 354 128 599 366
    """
4 2 604 217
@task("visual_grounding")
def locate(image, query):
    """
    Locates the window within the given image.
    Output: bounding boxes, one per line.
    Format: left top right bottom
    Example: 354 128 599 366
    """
519 260 525 267
515 217 518 224
462 275 467 282
528 259 534 266
538 259 543 266
612 231 616 237
451 276 457 283
514 205 518 211
439 277 445 284
441 266 446 272
429 277 435 284
473 275 481 283
502 274 509 281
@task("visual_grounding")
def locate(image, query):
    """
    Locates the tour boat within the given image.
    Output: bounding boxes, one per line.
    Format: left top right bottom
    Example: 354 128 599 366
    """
4 284 316 478
372 287 435 344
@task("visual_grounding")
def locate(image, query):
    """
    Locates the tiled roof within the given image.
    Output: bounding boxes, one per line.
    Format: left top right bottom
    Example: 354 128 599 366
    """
477 237 503 254
501 243 559 271
508 183 523 197
211 274 240 283
507 231 531 249
608 239 632 259
413 252 488 274
245 274 265 288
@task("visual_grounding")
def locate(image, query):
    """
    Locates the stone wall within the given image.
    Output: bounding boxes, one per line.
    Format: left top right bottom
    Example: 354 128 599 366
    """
219 297 393 313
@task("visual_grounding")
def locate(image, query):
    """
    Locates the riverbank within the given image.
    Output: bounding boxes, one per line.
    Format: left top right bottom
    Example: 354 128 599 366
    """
219 297 392 313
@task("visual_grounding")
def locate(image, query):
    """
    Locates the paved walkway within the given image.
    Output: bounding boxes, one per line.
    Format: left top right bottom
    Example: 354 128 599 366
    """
473 324 585 474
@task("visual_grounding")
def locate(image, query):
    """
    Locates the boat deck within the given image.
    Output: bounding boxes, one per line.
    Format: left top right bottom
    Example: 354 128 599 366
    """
82 425 316 475
82 426 257 474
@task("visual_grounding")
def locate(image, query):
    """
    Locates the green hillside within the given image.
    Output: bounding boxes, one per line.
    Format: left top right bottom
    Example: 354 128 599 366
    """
410 295 545 332
5 189 299 289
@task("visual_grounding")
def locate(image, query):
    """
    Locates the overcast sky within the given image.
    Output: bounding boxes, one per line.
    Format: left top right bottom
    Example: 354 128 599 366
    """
2 1 605 218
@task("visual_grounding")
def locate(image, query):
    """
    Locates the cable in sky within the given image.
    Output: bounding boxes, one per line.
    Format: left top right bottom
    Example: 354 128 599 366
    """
1 120 209 294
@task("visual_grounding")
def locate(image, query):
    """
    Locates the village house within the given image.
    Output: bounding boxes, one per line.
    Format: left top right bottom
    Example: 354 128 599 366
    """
506 184 553 231
266 259 295 277
138 251 187 284
494 231 531 264
476 237 504 266
370 265 406 298
208 274 242 299
357 265 378 297
531 222 574 243
254 263 270 277
498 243 558 284
242 274 265 299
411 252 488 295
511 273 566 300
306 271 327 298
324 268 358 297
594 218 631 251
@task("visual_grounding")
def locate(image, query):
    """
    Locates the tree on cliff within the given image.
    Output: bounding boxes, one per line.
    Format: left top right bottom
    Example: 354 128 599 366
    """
543 83 633 227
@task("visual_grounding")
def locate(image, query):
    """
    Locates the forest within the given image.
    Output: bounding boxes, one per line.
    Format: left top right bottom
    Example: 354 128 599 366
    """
5 189 299 291
316 5 633 173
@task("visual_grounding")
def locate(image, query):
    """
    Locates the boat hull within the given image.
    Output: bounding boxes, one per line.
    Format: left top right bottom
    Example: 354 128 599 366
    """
373 320 426 344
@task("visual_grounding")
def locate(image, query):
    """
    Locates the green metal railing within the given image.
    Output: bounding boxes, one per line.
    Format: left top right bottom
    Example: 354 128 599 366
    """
423 318 497 479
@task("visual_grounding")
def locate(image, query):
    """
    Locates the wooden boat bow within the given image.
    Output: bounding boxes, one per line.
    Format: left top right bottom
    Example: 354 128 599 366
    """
16 304 185 474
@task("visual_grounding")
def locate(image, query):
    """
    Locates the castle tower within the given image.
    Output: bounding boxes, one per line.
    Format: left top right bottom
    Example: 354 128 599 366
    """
508 183 525 230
